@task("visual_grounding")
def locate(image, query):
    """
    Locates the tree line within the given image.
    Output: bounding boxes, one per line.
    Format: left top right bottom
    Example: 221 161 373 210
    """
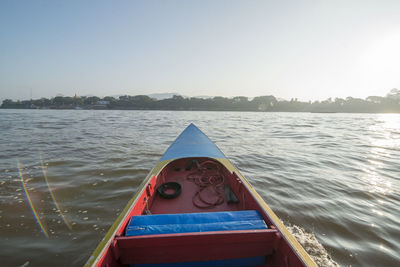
2 89 400 113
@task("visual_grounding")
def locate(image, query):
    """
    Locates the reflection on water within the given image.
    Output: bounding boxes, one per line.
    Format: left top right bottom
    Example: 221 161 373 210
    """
40 153 72 230
17 160 49 238
363 115 398 214
1 110 400 266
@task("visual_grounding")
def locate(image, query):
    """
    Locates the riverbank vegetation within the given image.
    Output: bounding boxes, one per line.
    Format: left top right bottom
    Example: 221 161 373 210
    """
2 89 400 113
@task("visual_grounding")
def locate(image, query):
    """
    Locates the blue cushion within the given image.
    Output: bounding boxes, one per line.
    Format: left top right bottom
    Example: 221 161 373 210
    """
126 210 267 236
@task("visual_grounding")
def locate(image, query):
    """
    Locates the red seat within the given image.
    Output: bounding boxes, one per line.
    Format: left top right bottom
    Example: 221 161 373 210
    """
114 229 279 265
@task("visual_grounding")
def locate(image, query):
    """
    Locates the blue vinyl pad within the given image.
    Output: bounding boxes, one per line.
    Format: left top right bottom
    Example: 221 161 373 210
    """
126 210 267 236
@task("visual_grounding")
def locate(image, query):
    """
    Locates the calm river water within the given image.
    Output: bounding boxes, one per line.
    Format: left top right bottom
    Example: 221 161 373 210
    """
0 109 399 266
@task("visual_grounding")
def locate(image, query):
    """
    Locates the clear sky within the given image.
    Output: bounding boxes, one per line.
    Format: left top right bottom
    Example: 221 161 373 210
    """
1 0 399 101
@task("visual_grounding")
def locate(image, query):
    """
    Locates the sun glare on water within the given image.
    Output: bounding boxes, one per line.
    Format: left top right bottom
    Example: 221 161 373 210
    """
363 114 400 195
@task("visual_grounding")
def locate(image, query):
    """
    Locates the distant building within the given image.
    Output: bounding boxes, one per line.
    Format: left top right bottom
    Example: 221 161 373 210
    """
92 100 110 109
366 96 383 104
96 101 110 105
387 88 400 100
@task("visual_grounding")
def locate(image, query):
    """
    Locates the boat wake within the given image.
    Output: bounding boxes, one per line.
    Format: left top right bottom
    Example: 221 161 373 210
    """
287 225 339 267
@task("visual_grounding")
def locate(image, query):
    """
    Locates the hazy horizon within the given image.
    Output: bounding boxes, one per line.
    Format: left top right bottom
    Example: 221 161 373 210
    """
1 89 399 103
3 87 397 103
1 1 400 102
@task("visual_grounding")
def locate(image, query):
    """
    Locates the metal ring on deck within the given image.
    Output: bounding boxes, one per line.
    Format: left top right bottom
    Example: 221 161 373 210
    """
157 182 182 199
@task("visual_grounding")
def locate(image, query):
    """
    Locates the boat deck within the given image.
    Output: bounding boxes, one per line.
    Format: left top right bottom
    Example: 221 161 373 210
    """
113 158 279 266
149 158 242 215
92 157 309 267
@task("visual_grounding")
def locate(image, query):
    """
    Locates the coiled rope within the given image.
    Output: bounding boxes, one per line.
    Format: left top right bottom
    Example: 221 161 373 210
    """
187 160 225 208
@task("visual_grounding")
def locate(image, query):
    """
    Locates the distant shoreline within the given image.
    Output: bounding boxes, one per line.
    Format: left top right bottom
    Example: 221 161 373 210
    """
2 92 400 113
2 107 400 114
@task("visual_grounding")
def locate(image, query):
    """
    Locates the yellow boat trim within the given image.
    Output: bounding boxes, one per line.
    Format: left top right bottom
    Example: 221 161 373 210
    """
84 159 173 267
216 158 317 267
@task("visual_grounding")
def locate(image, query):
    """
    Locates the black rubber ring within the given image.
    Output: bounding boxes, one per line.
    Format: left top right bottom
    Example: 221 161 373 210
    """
157 182 182 199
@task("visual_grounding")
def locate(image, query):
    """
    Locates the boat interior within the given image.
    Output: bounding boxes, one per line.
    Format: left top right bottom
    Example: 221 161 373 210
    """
100 157 305 267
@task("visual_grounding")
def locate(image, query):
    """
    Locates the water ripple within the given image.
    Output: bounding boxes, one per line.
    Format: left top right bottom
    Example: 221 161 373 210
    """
1 110 400 266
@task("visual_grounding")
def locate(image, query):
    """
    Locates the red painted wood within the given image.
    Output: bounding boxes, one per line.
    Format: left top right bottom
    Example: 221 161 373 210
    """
93 158 308 267
116 229 277 264
117 229 278 248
